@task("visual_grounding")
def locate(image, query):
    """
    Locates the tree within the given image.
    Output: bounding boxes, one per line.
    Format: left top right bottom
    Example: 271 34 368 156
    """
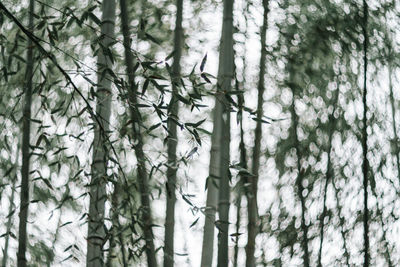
17 1 35 266
164 0 183 266
1 0 400 265
86 0 116 266
215 0 234 265
246 0 269 266
119 0 157 265
201 0 234 266
361 0 370 266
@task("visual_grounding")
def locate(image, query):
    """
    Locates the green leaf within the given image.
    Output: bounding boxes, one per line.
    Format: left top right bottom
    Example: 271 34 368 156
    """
201 73 211 83
189 217 199 228
200 53 207 72
88 12 101 25
145 33 160 44
185 118 206 128
42 178 53 190
251 117 270 124
142 79 150 95
165 50 175 61
60 221 73 228
147 123 161 132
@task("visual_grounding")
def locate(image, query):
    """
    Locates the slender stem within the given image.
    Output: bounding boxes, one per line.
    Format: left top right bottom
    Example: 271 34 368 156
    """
216 0 234 265
233 75 247 267
164 0 183 266
361 1 370 266
201 0 234 266
17 1 34 266
246 1 269 266
86 0 116 266
119 0 157 265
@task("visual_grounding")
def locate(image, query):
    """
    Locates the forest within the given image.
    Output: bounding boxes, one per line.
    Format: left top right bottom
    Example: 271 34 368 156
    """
0 0 399 266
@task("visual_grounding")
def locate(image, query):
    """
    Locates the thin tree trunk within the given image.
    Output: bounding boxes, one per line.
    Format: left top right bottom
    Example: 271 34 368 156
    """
119 0 157 266
245 1 268 266
233 5 249 265
361 1 370 266
86 0 116 266
216 0 234 266
17 1 34 266
107 192 117 267
233 107 246 267
233 193 241 267
317 75 340 267
200 101 221 267
233 81 247 267
3 146 20 267
201 0 234 266
164 0 183 266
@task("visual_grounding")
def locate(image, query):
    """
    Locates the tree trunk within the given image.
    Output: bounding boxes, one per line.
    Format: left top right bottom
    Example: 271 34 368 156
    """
119 0 157 266
201 0 234 266
201 86 223 267
17 1 34 266
86 0 116 266
234 92 247 267
361 1 370 266
164 0 183 266
245 1 268 266
216 0 234 266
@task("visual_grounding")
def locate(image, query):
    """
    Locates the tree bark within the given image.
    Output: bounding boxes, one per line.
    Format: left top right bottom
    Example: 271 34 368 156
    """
86 0 116 266
201 0 234 266
361 1 370 266
216 0 234 266
234 92 247 267
245 1 268 266
164 0 183 266
17 1 34 266
119 0 157 266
